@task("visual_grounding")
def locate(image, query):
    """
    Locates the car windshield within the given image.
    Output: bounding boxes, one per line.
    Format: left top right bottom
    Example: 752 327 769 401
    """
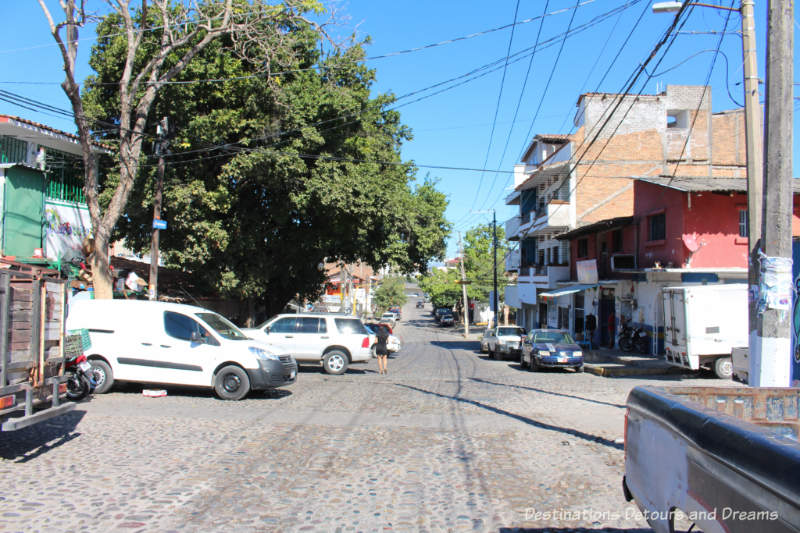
497 327 524 336
532 331 575 344
197 312 248 340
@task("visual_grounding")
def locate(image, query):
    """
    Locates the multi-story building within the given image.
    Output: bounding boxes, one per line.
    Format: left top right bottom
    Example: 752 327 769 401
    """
504 85 750 335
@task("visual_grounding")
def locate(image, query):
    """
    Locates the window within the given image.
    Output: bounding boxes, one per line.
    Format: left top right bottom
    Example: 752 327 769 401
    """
335 318 368 335
298 317 323 333
558 307 569 329
577 238 588 258
270 317 297 334
552 247 559 265
648 213 666 241
739 209 748 238
667 110 689 129
164 311 211 342
612 229 623 252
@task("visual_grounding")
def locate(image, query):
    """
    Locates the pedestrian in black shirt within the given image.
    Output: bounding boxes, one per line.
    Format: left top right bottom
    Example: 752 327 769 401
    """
376 325 390 375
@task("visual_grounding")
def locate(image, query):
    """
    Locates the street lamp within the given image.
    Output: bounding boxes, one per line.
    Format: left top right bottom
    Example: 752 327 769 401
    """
652 0 763 382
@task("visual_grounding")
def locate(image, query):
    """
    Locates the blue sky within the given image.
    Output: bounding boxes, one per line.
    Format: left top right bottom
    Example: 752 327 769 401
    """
1 1 798 258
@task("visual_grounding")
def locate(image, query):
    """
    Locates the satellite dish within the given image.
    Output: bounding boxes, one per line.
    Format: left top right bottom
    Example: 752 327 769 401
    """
682 233 700 252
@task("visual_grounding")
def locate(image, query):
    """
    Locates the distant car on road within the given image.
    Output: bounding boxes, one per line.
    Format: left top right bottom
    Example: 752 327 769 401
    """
484 326 526 361
380 312 397 327
521 329 584 372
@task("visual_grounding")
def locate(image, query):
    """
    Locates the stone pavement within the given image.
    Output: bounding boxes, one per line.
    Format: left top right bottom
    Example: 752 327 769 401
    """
0 301 724 532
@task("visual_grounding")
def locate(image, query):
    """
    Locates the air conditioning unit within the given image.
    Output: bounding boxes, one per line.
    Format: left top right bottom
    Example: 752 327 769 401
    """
611 254 636 270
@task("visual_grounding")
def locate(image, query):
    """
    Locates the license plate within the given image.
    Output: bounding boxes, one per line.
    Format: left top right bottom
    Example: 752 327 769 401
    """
78 361 92 372
290 370 296 379
557 357 567 363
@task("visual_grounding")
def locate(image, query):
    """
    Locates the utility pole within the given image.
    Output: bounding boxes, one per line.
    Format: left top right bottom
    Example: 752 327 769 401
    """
458 233 469 338
492 210 499 330
149 117 168 301
740 0 765 367
751 0 794 386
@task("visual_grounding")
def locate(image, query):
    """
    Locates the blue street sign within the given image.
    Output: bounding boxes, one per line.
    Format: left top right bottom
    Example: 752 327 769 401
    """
153 219 167 230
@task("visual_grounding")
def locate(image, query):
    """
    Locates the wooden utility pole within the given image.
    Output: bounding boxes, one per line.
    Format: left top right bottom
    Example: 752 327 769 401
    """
751 0 794 386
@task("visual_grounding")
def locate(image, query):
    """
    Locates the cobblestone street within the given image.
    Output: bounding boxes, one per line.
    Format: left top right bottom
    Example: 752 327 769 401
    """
0 302 724 532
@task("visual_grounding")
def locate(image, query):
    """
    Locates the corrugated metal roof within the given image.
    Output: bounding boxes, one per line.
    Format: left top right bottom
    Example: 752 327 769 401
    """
639 176 800 193
556 216 634 240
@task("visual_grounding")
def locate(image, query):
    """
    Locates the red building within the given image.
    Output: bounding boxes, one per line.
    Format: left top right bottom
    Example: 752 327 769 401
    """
565 177 800 278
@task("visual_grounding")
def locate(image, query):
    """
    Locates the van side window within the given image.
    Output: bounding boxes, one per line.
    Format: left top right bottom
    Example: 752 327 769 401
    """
164 311 217 345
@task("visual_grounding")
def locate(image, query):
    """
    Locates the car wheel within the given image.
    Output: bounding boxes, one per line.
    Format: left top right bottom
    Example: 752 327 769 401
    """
214 365 251 401
323 350 349 375
89 359 114 394
714 357 733 380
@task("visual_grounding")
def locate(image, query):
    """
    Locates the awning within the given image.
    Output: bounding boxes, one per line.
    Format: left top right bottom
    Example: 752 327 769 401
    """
538 283 598 299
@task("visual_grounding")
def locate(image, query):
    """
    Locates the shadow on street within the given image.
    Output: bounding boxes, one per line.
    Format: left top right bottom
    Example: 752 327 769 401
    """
0 409 86 462
469 377 626 409
397 383 624 450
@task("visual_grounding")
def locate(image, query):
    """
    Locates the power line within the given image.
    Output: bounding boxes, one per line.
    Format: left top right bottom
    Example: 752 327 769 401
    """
469 0 523 215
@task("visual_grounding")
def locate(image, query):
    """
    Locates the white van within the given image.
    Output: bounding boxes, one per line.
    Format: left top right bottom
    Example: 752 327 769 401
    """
66 300 297 400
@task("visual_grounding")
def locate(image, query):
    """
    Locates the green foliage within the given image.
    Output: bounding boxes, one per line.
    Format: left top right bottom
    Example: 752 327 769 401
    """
372 276 407 314
417 268 461 309
82 2 449 313
463 223 511 302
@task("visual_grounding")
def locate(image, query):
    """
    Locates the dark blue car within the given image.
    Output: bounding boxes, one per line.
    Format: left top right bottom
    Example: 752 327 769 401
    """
521 329 584 372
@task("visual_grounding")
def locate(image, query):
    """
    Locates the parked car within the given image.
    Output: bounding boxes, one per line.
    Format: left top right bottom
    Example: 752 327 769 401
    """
485 326 526 361
439 311 455 327
380 312 398 327
521 329 584 372
388 306 402 321
243 313 371 375
479 329 493 353
433 307 451 323
66 300 297 400
364 324 401 355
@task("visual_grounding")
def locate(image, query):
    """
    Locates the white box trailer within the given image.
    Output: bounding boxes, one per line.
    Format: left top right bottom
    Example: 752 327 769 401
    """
661 284 748 379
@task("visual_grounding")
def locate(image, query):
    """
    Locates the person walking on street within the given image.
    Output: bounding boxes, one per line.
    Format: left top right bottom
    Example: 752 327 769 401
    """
376 324 390 375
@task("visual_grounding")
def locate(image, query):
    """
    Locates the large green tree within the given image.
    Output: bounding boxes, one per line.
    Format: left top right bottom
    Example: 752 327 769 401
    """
43 0 328 298
83 4 449 314
463 223 511 303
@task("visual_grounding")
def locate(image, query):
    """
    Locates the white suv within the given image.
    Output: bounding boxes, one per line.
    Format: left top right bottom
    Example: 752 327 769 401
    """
243 313 372 374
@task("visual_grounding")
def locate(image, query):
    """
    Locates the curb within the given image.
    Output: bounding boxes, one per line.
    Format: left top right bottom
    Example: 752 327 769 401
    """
584 363 681 377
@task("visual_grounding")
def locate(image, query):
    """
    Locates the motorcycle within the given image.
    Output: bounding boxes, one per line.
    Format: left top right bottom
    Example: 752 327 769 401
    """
618 323 635 352
64 353 96 401
632 327 650 353
619 323 650 353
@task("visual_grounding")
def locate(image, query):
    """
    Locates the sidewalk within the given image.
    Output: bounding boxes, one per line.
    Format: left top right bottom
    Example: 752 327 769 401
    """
582 346 686 377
